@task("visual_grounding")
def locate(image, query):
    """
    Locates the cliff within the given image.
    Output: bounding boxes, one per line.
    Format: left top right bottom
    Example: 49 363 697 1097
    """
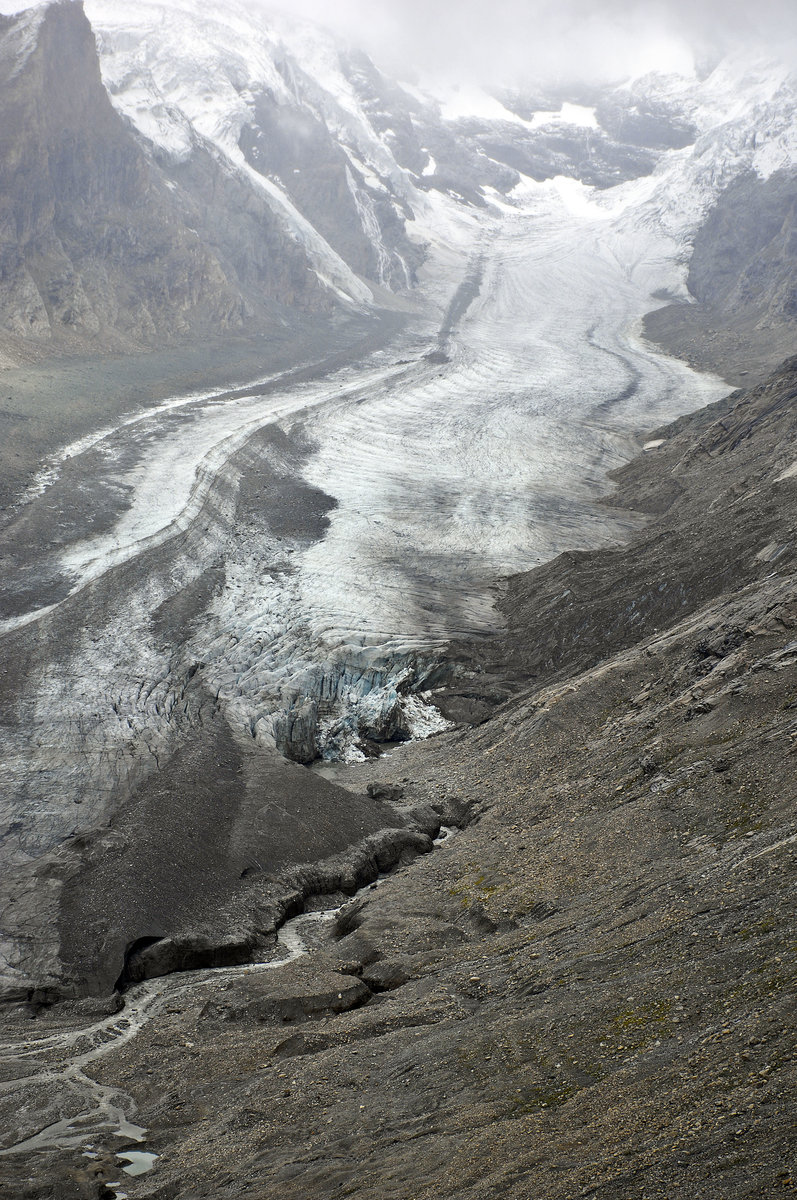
646 169 797 385
0 2 333 363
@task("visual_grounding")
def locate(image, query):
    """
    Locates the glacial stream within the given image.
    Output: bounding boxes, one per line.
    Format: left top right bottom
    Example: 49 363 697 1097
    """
0 909 352 1158
0 827 457 1184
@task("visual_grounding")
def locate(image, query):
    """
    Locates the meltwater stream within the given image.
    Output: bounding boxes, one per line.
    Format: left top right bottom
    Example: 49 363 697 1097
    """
0 908 351 1156
0 829 457 1179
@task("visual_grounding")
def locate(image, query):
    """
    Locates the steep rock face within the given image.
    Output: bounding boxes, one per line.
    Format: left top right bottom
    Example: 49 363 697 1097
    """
238 90 415 290
646 168 797 384
89 0 422 301
687 169 797 320
158 138 334 313
0 2 332 363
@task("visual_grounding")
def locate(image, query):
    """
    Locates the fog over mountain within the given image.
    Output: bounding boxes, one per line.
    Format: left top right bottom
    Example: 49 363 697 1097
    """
2 0 797 82
260 0 797 82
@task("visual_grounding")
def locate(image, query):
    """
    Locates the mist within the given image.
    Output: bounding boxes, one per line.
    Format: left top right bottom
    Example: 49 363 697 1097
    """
2 0 797 85
276 0 797 85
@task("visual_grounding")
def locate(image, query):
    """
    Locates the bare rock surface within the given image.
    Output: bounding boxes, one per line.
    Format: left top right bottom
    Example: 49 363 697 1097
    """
645 169 797 386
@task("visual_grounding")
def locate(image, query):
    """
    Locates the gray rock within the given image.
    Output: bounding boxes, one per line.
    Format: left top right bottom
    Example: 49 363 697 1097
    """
366 782 405 802
201 962 371 1024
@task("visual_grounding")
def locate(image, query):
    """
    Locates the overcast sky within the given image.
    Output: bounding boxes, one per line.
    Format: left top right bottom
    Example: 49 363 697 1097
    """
3 0 797 85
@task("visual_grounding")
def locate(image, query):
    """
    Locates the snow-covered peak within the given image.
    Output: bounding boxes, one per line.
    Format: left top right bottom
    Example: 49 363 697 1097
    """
84 0 428 301
46 2 797 321
89 1 300 160
612 51 797 175
693 52 794 132
587 55 797 254
87 0 408 184
85 0 441 302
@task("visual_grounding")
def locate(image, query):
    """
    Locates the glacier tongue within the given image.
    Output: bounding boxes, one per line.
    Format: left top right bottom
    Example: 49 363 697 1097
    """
158 42 797 763
5 29 797 912
6 30 797 998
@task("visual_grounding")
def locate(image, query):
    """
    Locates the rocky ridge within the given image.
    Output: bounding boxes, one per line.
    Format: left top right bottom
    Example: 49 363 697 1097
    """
0 2 331 362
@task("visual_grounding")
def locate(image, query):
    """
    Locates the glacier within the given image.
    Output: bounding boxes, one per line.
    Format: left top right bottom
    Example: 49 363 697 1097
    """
4 0 797 993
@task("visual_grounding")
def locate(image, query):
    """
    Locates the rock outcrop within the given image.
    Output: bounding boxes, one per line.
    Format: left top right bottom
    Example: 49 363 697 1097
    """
646 169 797 384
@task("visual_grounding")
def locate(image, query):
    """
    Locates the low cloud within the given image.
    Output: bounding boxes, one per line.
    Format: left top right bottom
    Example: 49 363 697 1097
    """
273 0 797 84
2 0 796 86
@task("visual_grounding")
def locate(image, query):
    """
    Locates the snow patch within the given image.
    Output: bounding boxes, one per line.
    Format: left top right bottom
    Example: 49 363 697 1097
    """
529 102 599 129
775 460 797 483
434 84 532 124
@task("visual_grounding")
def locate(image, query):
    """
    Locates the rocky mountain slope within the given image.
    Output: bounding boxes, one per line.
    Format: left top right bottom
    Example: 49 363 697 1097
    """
647 167 797 384
0 2 331 363
4 332 797 1200
1 0 755 370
